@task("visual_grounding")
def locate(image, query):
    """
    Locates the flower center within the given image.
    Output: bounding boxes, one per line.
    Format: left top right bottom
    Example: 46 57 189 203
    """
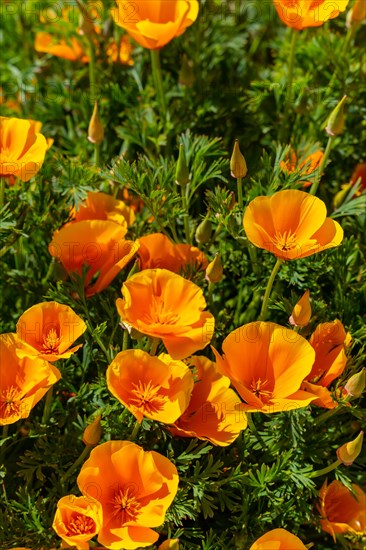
42 328 60 353
66 513 96 536
150 296 179 325
111 486 142 524
0 386 21 419
250 378 271 401
272 230 298 251
129 380 166 415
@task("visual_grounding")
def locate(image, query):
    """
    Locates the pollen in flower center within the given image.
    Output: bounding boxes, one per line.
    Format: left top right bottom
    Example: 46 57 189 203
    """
272 230 298 251
150 295 179 325
129 380 166 414
111 487 142 524
250 378 271 400
0 386 21 418
66 513 96 536
42 327 60 352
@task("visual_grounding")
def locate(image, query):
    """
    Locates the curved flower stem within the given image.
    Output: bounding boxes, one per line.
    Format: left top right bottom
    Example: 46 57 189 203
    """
122 329 130 351
309 135 335 196
150 49 167 120
236 177 243 210
0 425 9 464
308 459 341 479
181 185 191 244
0 176 5 210
149 337 160 356
41 387 54 425
279 29 298 143
130 421 140 442
259 258 283 321
313 404 346 427
61 445 92 483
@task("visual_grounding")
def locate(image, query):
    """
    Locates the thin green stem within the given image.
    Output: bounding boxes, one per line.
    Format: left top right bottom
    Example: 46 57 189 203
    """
0 176 5 210
237 177 243 210
150 49 167 120
309 135 335 196
247 243 259 276
313 404 345 427
1 425 9 464
149 337 160 356
181 185 191 243
130 421 140 441
122 329 130 351
308 459 341 479
87 36 97 106
259 258 283 321
61 445 92 483
94 143 101 167
279 29 298 143
41 387 54 425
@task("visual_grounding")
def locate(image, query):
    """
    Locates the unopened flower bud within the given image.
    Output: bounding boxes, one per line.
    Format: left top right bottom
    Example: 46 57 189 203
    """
82 415 102 446
230 140 247 179
76 0 95 36
175 144 190 187
179 54 194 87
289 290 311 327
205 253 223 283
158 539 179 550
195 218 212 244
88 101 104 144
346 0 366 28
325 95 347 137
336 431 364 466
344 369 366 398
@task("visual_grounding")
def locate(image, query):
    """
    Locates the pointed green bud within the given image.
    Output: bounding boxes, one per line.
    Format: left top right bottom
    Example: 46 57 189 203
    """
88 101 104 144
205 253 223 283
344 368 366 398
325 95 347 137
76 0 95 36
346 0 366 29
175 144 190 187
82 415 102 446
336 431 364 466
195 218 212 244
230 140 247 179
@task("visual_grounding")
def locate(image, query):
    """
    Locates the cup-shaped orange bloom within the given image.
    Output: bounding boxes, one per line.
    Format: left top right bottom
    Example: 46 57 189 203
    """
243 190 343 260
70 191 135 228
116 269 215 360
318 480 366 539
250 528 307 549
77 440 179 549
274 0 350 30
16 301 86 362
107 349 194 423
0 116 48 182
169 356 248 446
0 334 61 425
280 149 324 188
213 322 317 414
112 0 199 50
138 233 207 274
52 495 103 549
49 220 139 296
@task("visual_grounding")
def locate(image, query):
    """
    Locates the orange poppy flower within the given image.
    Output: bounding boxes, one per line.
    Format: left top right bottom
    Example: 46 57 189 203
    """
274 0 350 30
77 440 179 549
0 333 61 425
138 233 207 273
35 32 89 62
16 301 86 362
318 480 366 539
213 322 317 414
169 356 248 446
49 220 139 296
280 149 324 187
249 528 307 549
159 540 179 550
116 268 215 360
70 191 135 228
243 189 343 260
112 0 199 50
52 495 103 549
106 36 134 65
106 349 194 424
122 187 145 213
0 116 48 182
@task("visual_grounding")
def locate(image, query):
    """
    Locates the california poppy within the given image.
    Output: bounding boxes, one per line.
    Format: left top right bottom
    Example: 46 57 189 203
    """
0 116 48 182
170 356 248 446
249 528 307 549
16 301 86 362
0 333 61 425
213 322 317 413
106 349 194 424
289 290 311 327
138 233 207 273
106 36 134 65
77 440 179 549
112 0 199 50
35 32 89 62
116 268 215 360
243 189 343 260
318 480 366 539
274 0 350 30
49 220 139 296
52 495 103 549
280 149 324 187
70 191 135 228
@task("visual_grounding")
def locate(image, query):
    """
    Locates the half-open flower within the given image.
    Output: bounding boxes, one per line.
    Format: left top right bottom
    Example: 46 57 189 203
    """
243 189 343 260
70 191 135 228
52 495 103 549
280 149 324 188
274 0 350 30
49 220 139 296
16 301 86 361
0 333 61 425
213 322 317 414
77 440 179 549
318 480 366 539
116 269 215 360
249 528 307 549
169 356 247 446
0 116 48 182
112 0 199 50
106 349 194 424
